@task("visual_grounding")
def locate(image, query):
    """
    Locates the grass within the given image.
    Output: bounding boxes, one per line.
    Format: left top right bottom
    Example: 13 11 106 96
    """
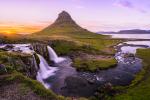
113 49 150 100
0 51 66 100
6 71 65 100
50 40 104 56
33 19 122 55
72 58 117 72
0 50 89 100
0 51 32 73
0 21 123 100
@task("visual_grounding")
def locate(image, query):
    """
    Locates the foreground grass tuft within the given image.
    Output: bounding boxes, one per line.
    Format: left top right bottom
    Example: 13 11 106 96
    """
6 71 66 100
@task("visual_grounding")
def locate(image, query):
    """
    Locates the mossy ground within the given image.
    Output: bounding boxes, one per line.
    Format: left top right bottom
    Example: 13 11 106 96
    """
0 50 88 100
72 58 117 72
31 32 122 55
1 34 150 100
0 51 31 73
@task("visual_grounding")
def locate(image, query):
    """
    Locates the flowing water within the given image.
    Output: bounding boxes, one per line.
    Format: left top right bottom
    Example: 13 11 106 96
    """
36 54 58 89
1 38 150 97
47 46 65 63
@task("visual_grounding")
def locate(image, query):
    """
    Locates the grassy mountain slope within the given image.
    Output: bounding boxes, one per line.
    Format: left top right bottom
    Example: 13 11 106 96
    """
32 11 122 54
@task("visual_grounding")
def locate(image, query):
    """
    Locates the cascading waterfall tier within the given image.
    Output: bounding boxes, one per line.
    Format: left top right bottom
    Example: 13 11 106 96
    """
47 46 65 63
36 54 58 89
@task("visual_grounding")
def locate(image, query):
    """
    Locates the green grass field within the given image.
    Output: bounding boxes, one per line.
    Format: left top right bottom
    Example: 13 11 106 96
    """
73 58 117 72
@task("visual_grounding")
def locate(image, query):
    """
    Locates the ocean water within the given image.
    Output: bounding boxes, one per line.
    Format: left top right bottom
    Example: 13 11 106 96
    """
102 34 150 39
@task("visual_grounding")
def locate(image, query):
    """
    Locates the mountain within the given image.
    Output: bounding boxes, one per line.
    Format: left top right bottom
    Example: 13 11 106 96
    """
35 11 92 35
98 29 150 34
97 31 117 34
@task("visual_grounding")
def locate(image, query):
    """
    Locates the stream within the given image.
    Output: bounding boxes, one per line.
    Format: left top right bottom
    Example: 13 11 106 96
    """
0 39 150 97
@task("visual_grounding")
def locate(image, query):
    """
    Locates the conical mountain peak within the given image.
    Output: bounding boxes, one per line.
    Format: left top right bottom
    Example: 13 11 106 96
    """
35 11 90 35
52 11 77 25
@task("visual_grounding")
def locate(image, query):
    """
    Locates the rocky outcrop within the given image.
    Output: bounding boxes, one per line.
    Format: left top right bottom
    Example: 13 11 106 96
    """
51 11 80 28
61 76 99 97
32 43 50 63
8 54 38 79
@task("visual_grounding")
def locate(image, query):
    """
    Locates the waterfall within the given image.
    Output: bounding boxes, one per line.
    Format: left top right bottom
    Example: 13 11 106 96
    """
36 54 58 89
33 55 38 70
47 46 65 63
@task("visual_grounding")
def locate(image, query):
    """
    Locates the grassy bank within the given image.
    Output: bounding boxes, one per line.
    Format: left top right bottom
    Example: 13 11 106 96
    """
0 50 88 100
73 58 117 72
31 33 122 55
113 49 150 100
0 51 63 100
4 71 64 100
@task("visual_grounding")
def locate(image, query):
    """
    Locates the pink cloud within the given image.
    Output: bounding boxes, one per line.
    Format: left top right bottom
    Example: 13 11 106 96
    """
114 0 147 13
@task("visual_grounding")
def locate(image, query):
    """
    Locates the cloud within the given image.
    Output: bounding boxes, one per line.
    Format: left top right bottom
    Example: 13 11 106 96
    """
114 0 134 8
114 0 147 13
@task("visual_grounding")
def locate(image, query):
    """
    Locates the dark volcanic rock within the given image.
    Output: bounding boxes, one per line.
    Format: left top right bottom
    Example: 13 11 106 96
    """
32 43 50 63
50 11 83 30
61 76 99 97
52 11 77 26
4 44 14 50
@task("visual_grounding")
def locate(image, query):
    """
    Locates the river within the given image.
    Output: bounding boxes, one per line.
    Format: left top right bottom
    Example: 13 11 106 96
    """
0 34 150 97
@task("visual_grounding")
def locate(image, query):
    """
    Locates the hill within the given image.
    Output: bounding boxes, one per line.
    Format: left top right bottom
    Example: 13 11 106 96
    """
118 29 150 34
98 29 150 34
34 11 105 38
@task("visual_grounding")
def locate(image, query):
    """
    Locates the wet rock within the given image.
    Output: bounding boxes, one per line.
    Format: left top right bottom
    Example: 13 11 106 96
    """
4 44 14 50
32 43 50 63
124 53 135 58
20 56 38 79
7 55 38 79
62 76 98 97
0 64 7 74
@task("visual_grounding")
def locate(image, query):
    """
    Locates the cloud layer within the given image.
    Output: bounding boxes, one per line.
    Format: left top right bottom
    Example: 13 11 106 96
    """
114 0 147 13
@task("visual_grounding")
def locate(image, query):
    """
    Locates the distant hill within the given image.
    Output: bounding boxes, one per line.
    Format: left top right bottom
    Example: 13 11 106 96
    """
98 29 150 34
35 11 94 36
118 29 150 34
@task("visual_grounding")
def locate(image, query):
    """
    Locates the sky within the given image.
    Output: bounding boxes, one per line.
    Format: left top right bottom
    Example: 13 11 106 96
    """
0 0 150 34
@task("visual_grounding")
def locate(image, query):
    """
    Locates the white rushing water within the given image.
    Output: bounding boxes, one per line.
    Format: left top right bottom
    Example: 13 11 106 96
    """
0 44 64 89
121 46 144 54
36 54 58 89
47 46 65 63
0 44 34 54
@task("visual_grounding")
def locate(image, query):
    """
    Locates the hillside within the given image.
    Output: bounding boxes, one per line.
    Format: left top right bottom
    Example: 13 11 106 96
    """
31 11 122 54
34 11 105 38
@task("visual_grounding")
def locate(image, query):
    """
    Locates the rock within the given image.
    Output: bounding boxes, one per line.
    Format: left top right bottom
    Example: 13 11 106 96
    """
62 76 98 97
4 44 14 50
0 64 7 74
124 53 135 58
32 43 50 63
53 11 77 26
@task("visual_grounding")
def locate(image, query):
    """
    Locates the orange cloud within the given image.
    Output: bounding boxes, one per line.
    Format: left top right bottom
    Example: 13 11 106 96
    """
0 25 44 34
0 23 48 34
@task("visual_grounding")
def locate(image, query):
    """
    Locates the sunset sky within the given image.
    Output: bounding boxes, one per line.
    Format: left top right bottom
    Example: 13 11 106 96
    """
0 0 150 34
